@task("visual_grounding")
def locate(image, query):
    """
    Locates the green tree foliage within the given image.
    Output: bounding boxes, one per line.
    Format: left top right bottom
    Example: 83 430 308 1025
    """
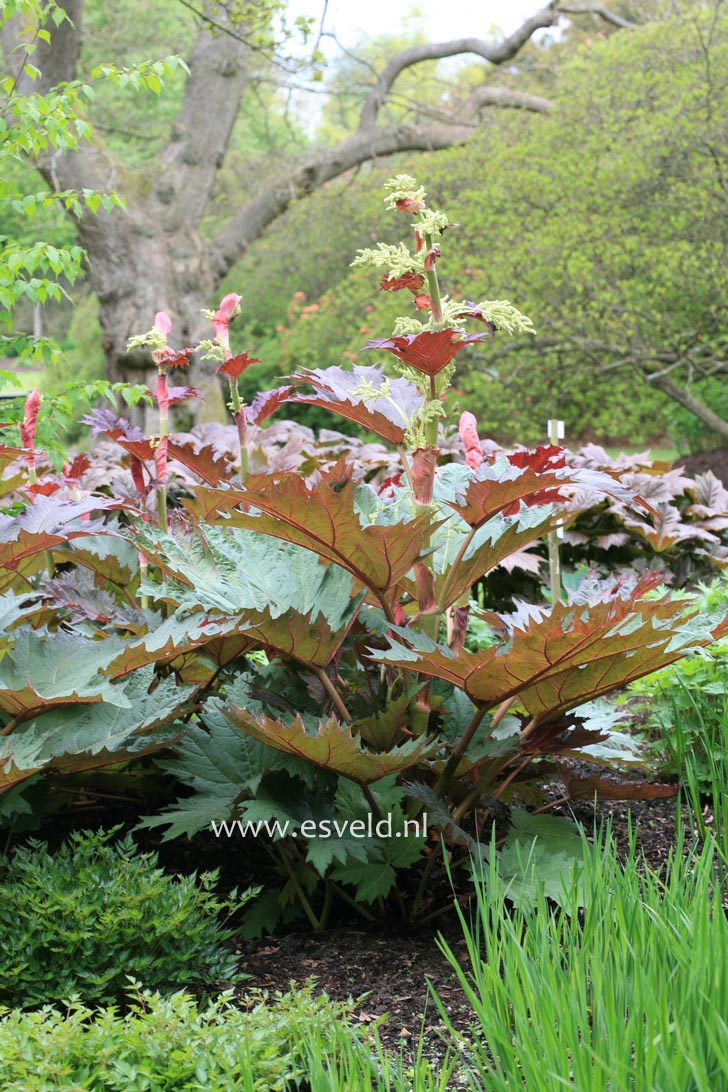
0 0 184 381
233 2 727 446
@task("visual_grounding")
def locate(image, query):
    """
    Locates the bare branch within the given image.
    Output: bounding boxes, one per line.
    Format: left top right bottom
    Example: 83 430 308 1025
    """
556 4 639 29
358 3 560 129
647 372 728 442
464 85 555 114
209 121 476 279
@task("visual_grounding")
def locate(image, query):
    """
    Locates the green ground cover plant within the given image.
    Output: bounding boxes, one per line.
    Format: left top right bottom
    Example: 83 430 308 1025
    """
0 982 453 1092
0 829 255 1009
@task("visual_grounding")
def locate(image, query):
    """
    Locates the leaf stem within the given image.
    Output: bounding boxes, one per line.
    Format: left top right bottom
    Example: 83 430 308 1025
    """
276 845 321 931
229 379 248 485
424 233 443 324
434 704 489 799
315 667 352 722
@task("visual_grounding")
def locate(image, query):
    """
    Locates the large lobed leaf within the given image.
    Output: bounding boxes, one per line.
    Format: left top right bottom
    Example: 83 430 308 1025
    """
0 667 196 792
0 630 125 720
0 494 128 588
450 447 649 528
373 578 728 720
287 365 424 445
222 705 435 785
184 470 435 597
136 525 364 667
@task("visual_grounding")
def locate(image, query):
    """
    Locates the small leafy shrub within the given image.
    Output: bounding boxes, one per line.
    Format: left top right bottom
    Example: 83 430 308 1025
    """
0 983 426 1092
0 829 254 1009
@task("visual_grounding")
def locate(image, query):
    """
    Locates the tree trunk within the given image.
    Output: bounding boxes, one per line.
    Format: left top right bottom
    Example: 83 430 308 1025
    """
79 207 225 430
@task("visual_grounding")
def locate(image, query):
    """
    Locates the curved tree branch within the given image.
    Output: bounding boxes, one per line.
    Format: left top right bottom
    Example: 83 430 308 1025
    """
358 2 560 129
210 120 478 279
556 4 639 30
464 85 555 114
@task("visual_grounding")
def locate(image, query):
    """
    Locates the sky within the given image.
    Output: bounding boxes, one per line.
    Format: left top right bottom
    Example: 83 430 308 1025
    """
285 0 550 52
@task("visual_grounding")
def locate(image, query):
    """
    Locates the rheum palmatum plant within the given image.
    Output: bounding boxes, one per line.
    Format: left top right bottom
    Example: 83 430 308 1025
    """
2 176 726 928
122 176 725 924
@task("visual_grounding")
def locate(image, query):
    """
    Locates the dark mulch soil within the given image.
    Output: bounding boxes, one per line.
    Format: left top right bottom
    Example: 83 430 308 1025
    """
235 924 473 1069
676 446 728 487
227 789 681 1070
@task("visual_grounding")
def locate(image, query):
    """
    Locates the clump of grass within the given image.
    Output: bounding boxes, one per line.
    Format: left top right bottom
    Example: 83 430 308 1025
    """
434 825 728 1090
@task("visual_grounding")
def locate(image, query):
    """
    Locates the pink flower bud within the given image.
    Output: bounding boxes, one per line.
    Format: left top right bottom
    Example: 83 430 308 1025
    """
20 389 41 469
212 293 242 347
459 411 483 470
154 312 172 339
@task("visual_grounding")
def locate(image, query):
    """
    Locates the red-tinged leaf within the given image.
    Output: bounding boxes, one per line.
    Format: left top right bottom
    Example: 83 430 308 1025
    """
159 346 196 369
27 481 60 497
355 693 412 750
83 408 146 442
106 615 257 680
0 444 26 474
85 409 230 487
63 453 91 482
451 456 650 529
52 534 140 589
457 303 497 334
498 546 544 574
375 583 728 719
403 510 553 610
623 503 717 551
448 467 567 528
423 246 440 271
244 386 292 427
0 630 123 720
379 271 425 293
559 770 678 801
217 351 260 380
0 495 129 574
365 329 490 376
235 607 356 668
222 706 434 784
288 365 423 445
594 532 631 550
184 472 436 596
167 385 201 406
0 668 194 792
165 439 229 486
45 569 137 627
508 445 566 471
686 470 728 513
